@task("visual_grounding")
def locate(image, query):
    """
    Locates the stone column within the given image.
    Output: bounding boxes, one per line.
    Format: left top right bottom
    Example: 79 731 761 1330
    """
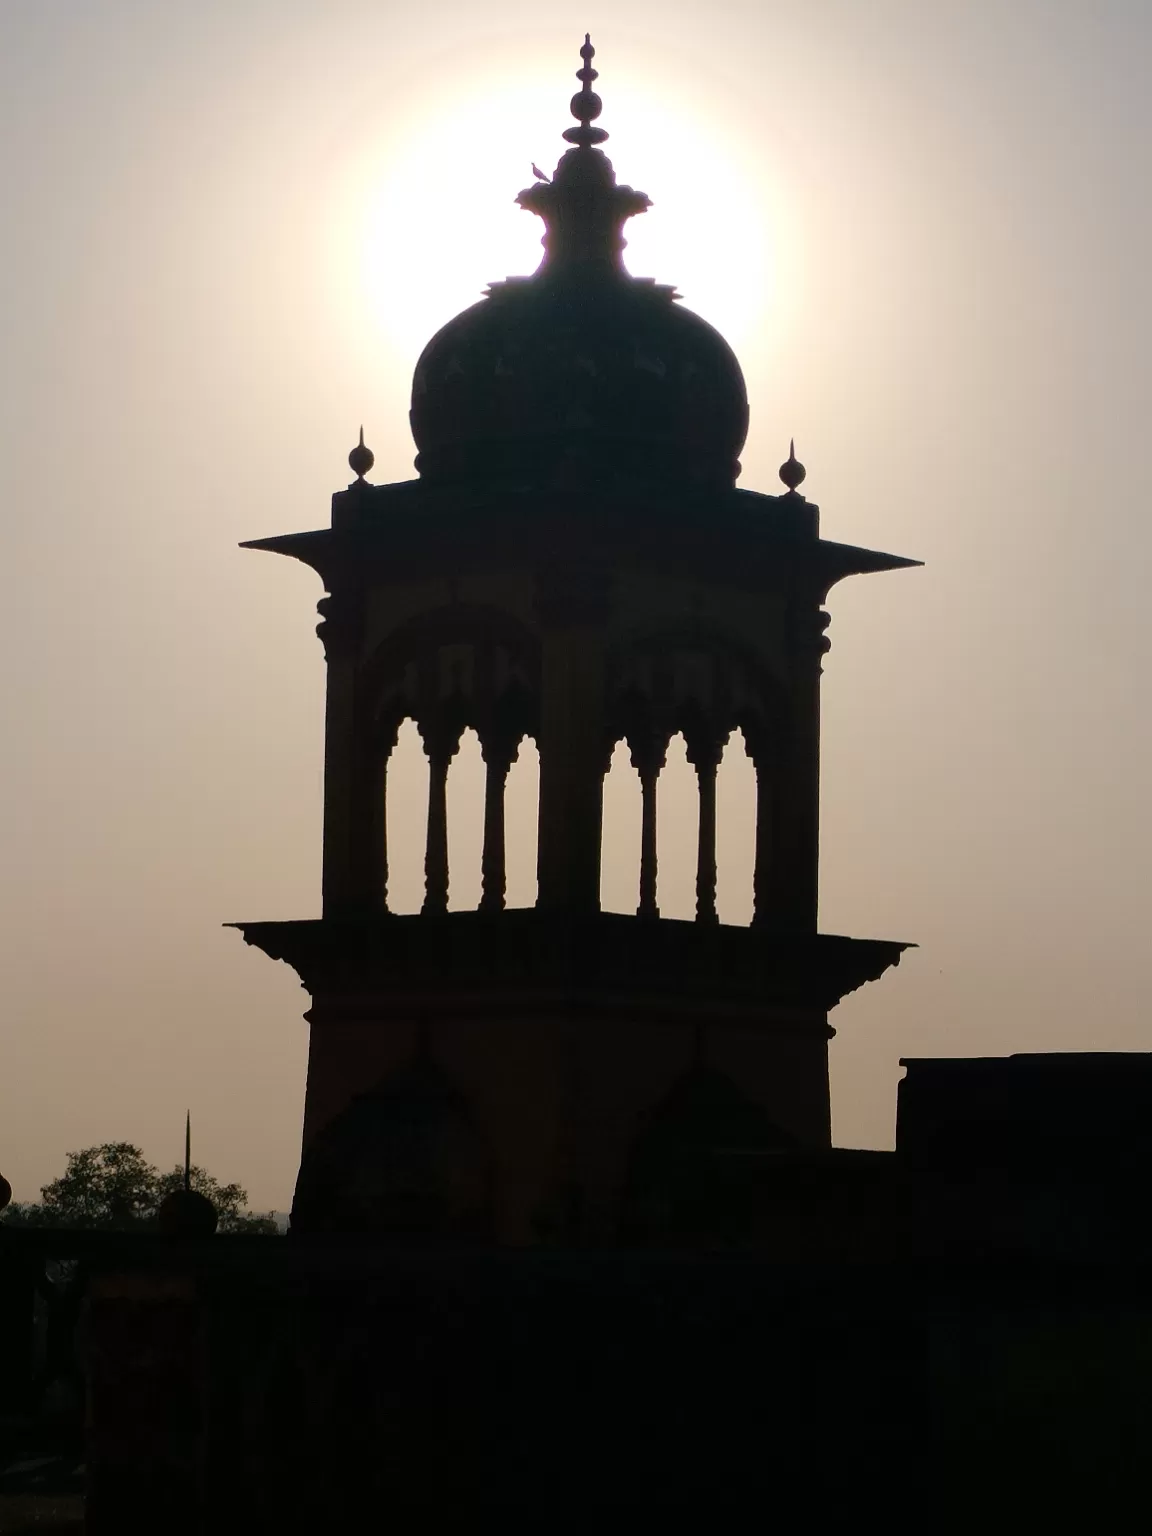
419 722 461 916
771 602 830 931
370 725 399 914
479 732 518 913
747 732 776 929
686 731 725 925
317 589 365 919
629 735 667 919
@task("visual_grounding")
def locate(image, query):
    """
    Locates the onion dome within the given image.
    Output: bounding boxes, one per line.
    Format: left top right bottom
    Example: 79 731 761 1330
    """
0 1172 11 1213
410 37 749 492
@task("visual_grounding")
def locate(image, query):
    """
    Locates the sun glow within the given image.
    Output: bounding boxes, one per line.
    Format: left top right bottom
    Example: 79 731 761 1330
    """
352 70 777 377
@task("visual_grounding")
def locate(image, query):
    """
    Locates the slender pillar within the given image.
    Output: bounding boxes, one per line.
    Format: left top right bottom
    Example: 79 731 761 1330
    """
479 735 517 913
770 603 830 932
695 756 719 924
629 735 666 919
316 590 364 918
419 724 459 915
686 732 724 925
749 744 774 928
371 731 398 914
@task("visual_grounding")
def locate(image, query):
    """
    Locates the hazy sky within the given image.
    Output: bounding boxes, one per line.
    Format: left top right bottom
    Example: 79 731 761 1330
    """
2 1 1150 1209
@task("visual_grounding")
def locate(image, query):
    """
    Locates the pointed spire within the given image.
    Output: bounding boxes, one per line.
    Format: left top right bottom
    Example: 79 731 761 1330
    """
563 35 609 148
779 439 807 493
157 1111 218 1238
348 425 374 481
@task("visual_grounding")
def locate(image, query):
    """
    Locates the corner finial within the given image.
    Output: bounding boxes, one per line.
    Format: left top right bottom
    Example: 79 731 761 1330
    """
779 438 806 493
563 34 609 147
184 1110 191 1193
348 426 374 482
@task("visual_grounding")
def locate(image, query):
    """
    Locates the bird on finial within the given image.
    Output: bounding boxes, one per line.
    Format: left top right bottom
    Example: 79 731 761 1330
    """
779 439 806 493
348 426 374 482
563 34 609 147
531 162 551 183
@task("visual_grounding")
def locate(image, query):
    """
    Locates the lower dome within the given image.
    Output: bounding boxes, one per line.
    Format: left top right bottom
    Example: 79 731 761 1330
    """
410 273 749 490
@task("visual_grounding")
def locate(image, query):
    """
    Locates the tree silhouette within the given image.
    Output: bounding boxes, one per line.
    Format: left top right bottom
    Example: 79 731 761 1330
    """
0 1143 278 1233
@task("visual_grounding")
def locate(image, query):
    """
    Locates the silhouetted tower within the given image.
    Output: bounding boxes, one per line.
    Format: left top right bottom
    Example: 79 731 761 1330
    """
235 40 916 1241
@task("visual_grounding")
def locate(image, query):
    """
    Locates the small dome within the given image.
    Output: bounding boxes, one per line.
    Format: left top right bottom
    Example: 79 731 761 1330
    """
157 1187 218 1237
409 41 748 492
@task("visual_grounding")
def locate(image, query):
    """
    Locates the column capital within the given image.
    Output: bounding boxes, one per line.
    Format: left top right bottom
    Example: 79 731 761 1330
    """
315 591 363 660
788 605 832 669
683 724 729 773
417 716 464 769
478 724 522 776
626 727 669 781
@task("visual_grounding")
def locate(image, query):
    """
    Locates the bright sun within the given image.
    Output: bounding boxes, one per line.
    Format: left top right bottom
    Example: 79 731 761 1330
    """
353 71 776 376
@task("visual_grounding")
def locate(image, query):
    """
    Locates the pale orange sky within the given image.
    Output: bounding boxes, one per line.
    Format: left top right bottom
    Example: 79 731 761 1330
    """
2 1 1150 1210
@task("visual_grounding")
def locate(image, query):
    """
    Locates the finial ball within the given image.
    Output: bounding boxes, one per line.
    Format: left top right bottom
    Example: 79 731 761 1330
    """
157 1187 218 1237
571 90 602 123
779 439 806 492
349 426 375 481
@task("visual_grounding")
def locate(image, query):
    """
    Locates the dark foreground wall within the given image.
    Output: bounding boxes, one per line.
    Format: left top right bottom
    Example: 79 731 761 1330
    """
4 1229 1151 1529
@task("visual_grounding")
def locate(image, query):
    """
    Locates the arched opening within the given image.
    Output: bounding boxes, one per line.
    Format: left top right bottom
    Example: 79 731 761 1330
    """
600 740 641 914
447 728 484 911
504 736 539 909
716 728 756 927
656 733 698 921
385 719 429 914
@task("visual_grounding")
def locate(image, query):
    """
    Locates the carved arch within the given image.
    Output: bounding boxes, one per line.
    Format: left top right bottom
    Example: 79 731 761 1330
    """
605 621 788 767
361 604 541 750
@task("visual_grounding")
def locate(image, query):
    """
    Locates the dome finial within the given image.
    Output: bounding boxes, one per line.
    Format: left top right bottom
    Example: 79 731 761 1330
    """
779 438 806 493
156 1108 218 1237
563 34 608 147
517 39 649 272
348 425 374 482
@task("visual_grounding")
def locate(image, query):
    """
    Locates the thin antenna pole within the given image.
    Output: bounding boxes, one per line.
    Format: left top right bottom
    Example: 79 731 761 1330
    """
184 1111 191 1193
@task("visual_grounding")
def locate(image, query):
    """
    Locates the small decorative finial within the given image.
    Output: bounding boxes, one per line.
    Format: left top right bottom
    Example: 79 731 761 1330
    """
779 438 806 492
157 1109 218 1237
0 1171 11 1214
563 34 609 147
348 426 374 481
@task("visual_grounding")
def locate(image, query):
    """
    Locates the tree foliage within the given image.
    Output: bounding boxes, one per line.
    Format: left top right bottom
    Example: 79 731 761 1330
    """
0 1143 279 1234
41 1142 157 1228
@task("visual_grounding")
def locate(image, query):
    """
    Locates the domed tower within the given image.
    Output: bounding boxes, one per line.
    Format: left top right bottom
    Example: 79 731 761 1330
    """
234 39 917 1242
